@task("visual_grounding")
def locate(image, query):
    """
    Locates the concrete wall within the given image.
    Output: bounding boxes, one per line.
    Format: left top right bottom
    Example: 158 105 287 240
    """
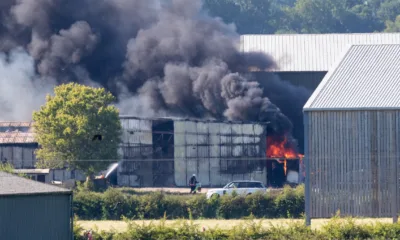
304 110 400 218
0 193 72 240
0 144 37 168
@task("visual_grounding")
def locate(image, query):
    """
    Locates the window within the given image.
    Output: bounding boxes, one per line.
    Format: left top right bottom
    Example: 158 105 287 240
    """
247 182 264 188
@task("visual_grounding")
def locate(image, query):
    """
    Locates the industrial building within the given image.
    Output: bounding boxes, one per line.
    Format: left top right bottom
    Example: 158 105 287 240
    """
240 33 400 91
0 122 86 183
118 116 272 187
0 171 73 239
303 44 400 223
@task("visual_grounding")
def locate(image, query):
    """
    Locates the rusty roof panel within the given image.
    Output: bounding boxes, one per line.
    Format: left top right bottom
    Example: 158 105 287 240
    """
0 132 36 144
0 122 33 127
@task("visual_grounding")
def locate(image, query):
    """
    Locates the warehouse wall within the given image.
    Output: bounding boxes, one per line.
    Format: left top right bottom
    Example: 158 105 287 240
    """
174 120 267 187
0 193 72 240
118 117 154 187
0 144 38 168
304 110 400 218
118 117 269 187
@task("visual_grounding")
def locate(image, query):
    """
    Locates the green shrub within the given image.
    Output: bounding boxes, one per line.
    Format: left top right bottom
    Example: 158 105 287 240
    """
73 185 306 220
73 191 103 220
74 217 400 240
102 188 133 220
274 185 304 218
245 192 276 218
218 194 249 219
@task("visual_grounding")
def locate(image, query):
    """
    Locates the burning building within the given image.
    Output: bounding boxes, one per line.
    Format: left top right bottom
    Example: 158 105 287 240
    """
118 116 267 187
118 116 303 187
303 44 400 223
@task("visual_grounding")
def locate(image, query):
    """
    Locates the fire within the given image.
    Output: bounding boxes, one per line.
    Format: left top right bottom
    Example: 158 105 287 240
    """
266 136 300 159
266 136 303 176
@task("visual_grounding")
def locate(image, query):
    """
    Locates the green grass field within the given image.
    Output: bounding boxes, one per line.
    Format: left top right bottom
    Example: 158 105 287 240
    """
77 218 394 232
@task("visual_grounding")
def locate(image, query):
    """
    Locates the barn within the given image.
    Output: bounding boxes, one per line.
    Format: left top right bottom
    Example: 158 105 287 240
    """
303 44 400 224
0 121 86 183
118 116 271 187
240 32 400 91
0 171 73 239
241 33 400 154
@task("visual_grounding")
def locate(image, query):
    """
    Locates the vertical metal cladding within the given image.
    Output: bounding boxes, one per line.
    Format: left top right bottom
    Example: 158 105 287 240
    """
0 145 37 168
174 120 267 187
0 194 72 240
305 110 400 218
118 117 153 187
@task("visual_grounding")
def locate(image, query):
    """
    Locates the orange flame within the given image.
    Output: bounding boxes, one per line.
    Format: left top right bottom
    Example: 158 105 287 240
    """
266 136 303 175
266 136 300 159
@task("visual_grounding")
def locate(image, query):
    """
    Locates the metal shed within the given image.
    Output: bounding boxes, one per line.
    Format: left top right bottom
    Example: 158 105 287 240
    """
0 171 73 239
303 44 400 224
118 116 268 187
0 122 37 168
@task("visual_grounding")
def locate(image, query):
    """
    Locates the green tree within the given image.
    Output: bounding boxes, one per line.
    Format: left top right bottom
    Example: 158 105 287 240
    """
0 163 28 178
384 15 400 32
32 83 122 177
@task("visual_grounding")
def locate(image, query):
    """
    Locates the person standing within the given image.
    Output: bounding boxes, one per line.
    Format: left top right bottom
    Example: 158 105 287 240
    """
189 174 197 194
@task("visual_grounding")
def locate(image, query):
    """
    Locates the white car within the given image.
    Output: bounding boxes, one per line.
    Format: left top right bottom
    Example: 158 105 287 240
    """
206 180 267 199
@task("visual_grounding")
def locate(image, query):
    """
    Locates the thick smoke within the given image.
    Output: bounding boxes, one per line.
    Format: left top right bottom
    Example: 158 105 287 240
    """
0 0 311 149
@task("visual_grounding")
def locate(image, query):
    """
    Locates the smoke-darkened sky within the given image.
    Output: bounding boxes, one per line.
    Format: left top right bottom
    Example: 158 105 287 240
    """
0 0 311 149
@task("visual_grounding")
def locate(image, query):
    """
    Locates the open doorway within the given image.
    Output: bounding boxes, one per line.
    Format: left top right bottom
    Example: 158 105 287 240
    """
151 119 175 186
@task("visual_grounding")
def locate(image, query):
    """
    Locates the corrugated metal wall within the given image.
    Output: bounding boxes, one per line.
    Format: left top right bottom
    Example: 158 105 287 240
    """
0 144 37 168
305 110 400 218
174 120 267 187
118 118 153 187
0 193 72 240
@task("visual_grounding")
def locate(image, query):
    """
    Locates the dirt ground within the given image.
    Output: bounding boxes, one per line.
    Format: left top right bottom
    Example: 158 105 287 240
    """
77 218 394 232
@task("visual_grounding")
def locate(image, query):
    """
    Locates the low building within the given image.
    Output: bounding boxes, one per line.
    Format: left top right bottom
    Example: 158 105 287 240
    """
303 44 400 223
0 122 86 183
0 122 37 168
0 171 73 239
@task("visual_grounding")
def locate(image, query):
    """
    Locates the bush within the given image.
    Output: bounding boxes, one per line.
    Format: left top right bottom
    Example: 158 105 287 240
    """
74 217 400 240
73 185 306 220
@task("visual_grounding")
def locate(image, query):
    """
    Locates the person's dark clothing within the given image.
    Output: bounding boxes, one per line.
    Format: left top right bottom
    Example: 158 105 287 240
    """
189 176 197 193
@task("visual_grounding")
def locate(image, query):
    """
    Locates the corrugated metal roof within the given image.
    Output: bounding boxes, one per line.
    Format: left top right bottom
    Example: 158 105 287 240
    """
240 33 400 72
304 44 400 111
0 131 36 144
0 122 32 127
0 171 71 196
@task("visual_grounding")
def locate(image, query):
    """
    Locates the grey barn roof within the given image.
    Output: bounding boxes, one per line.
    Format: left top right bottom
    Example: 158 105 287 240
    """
303 44 400 111
240 33 400 72
0 171 71 196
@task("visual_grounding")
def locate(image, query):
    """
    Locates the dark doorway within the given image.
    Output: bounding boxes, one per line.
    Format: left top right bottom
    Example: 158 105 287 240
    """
37 174 46 183
151 119 175 186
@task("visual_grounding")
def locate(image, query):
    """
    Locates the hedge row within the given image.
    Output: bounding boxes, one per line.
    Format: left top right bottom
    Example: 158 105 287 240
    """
74 217 400 240
73 185 304 220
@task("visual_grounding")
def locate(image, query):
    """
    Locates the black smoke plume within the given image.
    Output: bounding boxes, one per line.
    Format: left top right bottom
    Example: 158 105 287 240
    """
0 0 311 151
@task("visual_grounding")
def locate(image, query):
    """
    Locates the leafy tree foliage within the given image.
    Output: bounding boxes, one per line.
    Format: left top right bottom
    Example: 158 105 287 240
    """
385 15 400 32
33 83 122 176
203 0 400 34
